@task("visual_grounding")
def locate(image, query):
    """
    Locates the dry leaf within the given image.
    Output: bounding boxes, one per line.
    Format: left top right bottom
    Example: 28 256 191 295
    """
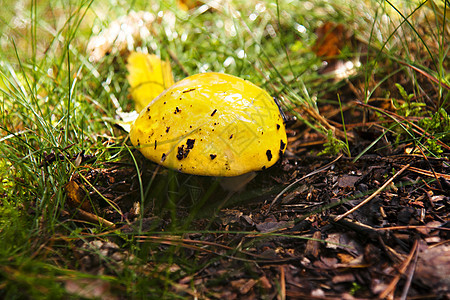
258 276 272 290
312 22 358 80
239 279 257 294
255 221 289 233
65 181 92 212
415 244 450 294
305 231 322 258
312 22 347 59
331 273 355 284
231 278 257 295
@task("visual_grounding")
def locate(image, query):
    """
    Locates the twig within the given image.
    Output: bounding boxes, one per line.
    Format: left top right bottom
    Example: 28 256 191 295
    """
330 214 380 238
375 225 450 231
268 155 342 212
334 164 410 222
72 208 116 228
279 266 286 300
397 60 450 90
400 242 419 300
398 164 450 180
357 102 450 152
135 235 303 264
379 239 418 299
415 144 443 190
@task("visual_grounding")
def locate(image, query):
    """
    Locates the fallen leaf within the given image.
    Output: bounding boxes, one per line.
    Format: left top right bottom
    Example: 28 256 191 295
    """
337 252 355 264
239 279 257 294
312 22 358 80
65 181 92 212
256 221 288 233
305 231 322 258
337 175 360 188
415 244 450 294
331 273 355 284
220 209 243 226
312 22 347 59
258 276 272 290
127 52 175 112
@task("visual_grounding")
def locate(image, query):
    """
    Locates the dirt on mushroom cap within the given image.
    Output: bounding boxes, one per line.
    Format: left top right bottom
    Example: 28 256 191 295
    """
130 72 287 177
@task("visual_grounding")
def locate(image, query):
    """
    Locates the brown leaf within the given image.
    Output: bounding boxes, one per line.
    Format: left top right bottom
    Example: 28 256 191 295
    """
231 278 257 294
239 279 257 294
312 22 347 59
305 231 322 258
220 209 243 226
65 181 92 212
258 276 272 290
332 273 355 284
415 244 450 294
337 253 355 264
256 221 289 233
337 175 360 188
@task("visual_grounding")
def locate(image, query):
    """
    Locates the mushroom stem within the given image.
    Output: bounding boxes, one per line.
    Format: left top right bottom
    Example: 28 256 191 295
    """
219 172 257 192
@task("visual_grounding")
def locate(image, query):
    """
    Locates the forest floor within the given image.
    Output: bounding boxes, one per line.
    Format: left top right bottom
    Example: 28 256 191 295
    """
1 0 449 298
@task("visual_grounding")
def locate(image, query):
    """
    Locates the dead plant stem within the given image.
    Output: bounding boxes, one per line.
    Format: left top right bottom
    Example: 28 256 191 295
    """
334 164 410 222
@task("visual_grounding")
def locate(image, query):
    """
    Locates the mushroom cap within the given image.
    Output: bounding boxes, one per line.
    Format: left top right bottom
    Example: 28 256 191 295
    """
130 72 287 177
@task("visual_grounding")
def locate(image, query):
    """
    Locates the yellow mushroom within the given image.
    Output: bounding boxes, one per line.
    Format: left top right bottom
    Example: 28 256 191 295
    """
129 72 287 177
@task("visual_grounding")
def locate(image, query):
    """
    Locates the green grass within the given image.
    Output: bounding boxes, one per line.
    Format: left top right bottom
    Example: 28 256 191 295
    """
0 0 448 298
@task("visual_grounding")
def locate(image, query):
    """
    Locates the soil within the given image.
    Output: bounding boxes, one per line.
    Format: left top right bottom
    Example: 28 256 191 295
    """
60 120 450 299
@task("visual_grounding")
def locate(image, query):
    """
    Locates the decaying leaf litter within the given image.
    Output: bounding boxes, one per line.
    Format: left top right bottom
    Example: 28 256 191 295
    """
63 9 449 299
62 147 450 298
1 0 449 298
